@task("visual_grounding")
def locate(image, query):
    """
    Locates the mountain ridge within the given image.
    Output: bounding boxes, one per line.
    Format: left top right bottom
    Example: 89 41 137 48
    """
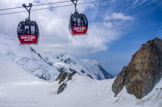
52 53 113 80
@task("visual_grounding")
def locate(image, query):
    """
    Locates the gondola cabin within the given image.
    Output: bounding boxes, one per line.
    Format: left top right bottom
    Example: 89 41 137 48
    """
17 20 39 44
69 13 88 35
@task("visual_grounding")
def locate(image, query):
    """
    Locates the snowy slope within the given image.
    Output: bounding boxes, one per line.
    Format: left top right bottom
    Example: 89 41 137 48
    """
0 66 161 107
0 34 59 81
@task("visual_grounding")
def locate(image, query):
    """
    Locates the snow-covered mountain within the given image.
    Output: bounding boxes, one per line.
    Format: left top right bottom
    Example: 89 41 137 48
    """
51 53 113 80
0 34 59 81
0 34 113 81
81 59 113 79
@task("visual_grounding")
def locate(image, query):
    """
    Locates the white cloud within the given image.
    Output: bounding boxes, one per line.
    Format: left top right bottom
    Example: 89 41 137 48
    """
0 0 134 56
105 13 134 21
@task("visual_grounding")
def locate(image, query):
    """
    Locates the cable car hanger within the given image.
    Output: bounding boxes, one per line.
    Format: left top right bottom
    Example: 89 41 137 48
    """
22 3 32 21
71 0 78 13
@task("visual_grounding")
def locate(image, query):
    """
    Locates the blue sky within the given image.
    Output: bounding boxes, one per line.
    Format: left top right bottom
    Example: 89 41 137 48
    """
0 0 161 76
79 0 162 75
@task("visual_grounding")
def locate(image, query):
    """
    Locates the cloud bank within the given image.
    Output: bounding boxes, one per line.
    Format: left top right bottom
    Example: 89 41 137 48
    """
0 0 134 56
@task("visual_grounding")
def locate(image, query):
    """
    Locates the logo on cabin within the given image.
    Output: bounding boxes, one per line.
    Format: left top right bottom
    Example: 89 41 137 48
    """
74 26 86 32
20 35 36 41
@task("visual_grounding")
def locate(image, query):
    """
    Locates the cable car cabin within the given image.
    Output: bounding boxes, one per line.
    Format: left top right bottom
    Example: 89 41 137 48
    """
17 20 39 44
69 13 88 35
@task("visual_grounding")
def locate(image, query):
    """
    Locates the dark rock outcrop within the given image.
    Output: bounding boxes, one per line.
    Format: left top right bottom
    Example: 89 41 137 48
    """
55 71 76 84
112 37 162 99
57 82 67 94
56 72 76 94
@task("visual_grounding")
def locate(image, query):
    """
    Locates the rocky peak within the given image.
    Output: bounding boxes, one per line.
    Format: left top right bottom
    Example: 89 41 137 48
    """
112 37 162 99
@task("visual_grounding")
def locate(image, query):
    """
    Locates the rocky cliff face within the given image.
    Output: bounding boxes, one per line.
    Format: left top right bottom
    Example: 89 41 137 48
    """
112 37 162 99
